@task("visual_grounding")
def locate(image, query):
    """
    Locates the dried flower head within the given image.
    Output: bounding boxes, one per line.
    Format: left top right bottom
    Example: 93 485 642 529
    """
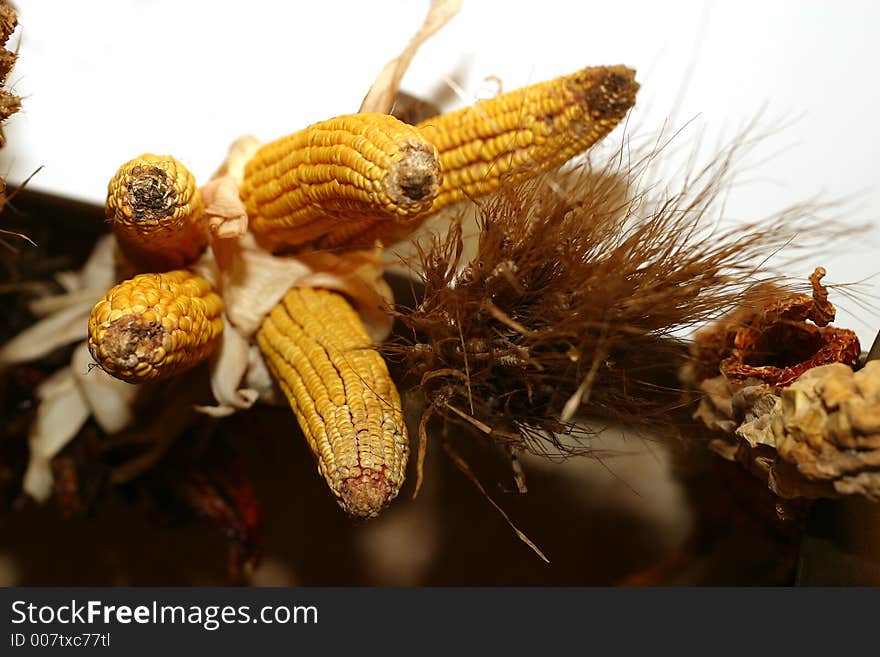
774 361 880 499
688 268 860 388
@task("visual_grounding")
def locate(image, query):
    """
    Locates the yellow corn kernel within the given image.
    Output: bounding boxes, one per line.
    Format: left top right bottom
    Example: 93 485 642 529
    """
240 112 441 250
418 65 639 212
88 270 223 384
256 287 409 518
106 154 207 271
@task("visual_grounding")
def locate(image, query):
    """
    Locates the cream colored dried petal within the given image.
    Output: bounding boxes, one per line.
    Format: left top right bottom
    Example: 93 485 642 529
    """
71 341 138 434
0 297 93 366
733 384 780 450
196 317 260 418
23 367 90 502
359 0 462 114
200 176 249 240
204 232 393 341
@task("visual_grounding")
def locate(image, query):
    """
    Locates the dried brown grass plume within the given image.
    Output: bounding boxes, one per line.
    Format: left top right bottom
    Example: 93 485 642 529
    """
386 123 846 472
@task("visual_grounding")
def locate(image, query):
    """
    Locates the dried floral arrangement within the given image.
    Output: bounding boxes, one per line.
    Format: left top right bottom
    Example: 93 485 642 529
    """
1 1 876 583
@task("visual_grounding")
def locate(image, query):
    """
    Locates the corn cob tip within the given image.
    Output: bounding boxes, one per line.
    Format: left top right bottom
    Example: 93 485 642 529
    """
578 65 639 124
130 166 173 218
97 315 165 375
340 470 394 519
384 142 440 208
111 161 181 225
106 154 206 271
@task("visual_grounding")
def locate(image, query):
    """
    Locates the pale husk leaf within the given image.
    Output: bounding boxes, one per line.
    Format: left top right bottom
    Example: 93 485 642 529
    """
359 0 461 113
23 367 90 501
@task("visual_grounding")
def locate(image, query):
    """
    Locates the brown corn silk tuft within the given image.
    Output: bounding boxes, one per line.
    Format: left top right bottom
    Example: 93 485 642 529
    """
387 126 846 459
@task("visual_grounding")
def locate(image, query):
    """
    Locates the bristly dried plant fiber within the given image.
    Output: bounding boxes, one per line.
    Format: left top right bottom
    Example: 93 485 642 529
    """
386 123 852 468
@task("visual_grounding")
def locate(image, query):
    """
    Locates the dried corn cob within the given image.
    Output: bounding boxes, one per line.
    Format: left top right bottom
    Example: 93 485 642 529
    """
339 65 639 247
88 270 223 384
419 65 638 212
106 154 207 271
256 287 408 518
241 112 440 250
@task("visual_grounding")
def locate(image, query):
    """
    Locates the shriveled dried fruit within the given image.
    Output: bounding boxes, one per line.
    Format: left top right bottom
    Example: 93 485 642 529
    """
687 268 860 389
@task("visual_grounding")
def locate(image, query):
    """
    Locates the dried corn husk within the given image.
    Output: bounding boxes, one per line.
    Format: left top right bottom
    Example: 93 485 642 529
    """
359 0 461 113
0 236 116 366
23 367 90 501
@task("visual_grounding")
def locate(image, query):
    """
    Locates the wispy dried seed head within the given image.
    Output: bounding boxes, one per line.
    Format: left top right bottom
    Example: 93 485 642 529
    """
388 120 849 457
0 48 17 85
0 0 19 135
0 88 19 122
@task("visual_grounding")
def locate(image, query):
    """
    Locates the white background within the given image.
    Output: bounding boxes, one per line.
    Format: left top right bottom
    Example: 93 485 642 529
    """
1 0 878 343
